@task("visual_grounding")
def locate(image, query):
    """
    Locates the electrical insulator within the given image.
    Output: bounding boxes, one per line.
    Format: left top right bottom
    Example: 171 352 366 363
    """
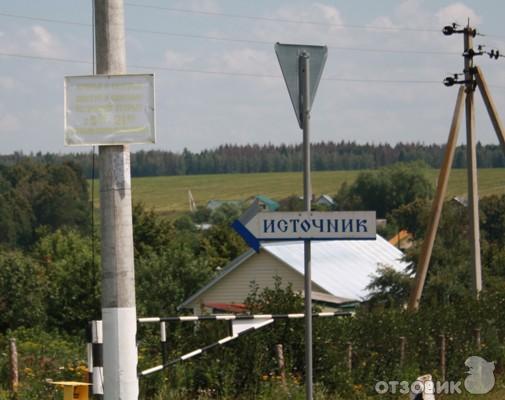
443 77 455 87
489 49 500 59
442 25 455 35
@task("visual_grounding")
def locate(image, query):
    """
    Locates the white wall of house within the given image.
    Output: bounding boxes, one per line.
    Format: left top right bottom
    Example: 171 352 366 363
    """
187 250 327 313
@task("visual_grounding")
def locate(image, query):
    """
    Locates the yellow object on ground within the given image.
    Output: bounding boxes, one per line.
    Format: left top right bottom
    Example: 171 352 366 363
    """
50 381 90 400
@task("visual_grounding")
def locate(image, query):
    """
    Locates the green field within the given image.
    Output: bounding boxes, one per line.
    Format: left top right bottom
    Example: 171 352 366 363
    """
89 168 505 214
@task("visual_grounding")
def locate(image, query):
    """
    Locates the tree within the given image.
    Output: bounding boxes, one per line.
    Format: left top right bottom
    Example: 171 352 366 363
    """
200 223 248 271
278 195 304 211
390 198 431 239
0 250 47 330
0 161 90 247
132 203 175 257
394 200 471 306
366 265 412 307
335 162 434 218
33 229 100 333
209 203 242 225
0 188 34 246
31 162 89 230
135 242 214 316
480 194 505 246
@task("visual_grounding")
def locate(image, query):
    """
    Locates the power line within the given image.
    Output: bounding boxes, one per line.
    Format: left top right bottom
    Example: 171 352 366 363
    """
0 51 92 65
2 50 504 87
0 50 441 84
123 2 441 33
0 11 459 56
0 11 89 27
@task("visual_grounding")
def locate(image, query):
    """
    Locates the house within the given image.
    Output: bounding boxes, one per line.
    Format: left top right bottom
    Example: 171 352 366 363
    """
179 236 409 314
254 195 280 211
315 194 335 207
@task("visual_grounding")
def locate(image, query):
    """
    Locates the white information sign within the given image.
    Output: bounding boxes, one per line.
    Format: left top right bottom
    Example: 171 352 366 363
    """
246 211 376 240
233 210 376 251
64 74 155 146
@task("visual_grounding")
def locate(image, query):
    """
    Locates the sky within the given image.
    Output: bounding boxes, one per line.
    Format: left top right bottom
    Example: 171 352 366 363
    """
1 0 505 154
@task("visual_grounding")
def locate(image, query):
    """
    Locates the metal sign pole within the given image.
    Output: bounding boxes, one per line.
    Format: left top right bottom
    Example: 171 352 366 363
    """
300 51 313 400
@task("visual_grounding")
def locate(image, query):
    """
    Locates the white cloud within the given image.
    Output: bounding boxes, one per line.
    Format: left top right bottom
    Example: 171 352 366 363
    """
253 3 351 46
367 16 399 32
435 3 482 27
0 112 19 131
210 48 277 76
164 49 196 69
28 25 65 57
174 0 220 13
313 3 345 27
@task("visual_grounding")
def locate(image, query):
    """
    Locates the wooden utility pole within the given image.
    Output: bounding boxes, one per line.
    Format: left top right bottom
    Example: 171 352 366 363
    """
346 342 353 373
463 26 483 296
9 338 18 396
408 87 465 311
94 1 139 399
407 22 505 310
275 344 287 389
399 336 406 368
439 335 446 382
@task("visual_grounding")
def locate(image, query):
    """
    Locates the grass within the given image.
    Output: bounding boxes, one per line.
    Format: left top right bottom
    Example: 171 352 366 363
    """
88 168 505 214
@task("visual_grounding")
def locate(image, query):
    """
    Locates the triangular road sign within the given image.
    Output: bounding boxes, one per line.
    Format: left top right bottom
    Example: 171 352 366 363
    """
275 43 327 128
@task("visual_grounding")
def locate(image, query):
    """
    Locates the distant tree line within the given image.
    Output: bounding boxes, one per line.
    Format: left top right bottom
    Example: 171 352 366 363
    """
1 141 504 178
0 160 89 248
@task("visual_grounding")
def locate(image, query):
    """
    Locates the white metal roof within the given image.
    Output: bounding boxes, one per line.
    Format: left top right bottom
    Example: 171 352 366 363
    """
263 235 409 301
179 235 409 309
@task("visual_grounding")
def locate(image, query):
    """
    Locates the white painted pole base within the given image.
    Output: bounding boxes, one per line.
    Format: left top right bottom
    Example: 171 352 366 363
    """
103 307 138 399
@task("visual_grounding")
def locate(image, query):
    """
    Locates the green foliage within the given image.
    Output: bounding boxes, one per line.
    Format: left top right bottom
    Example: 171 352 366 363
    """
136 241 214 316
480 195 505 246
335 162 433 218
0 327 85 399
33 228 100 333
209 203 242 225
366 266 412 307
278 195 304 211
138 281 505 399
4 143 505 178
192 206 212 224
0 186 34 246
0 160 90 247
245 276 304 314
133 202 175 256
0 251 47 331
31 163 89 230
3 155 505 399
199 223 248 271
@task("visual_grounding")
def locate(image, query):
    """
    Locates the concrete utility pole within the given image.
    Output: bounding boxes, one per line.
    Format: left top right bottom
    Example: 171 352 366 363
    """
94 1 139 399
